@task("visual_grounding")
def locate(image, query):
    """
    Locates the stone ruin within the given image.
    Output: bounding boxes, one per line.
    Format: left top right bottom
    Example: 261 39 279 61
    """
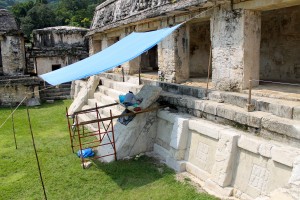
68 0 300 200
0 10 90 105
0 9 40 106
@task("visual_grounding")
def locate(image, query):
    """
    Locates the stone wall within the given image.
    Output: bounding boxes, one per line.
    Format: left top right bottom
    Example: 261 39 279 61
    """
0 35 26 76
90 0 211 33
154 110 300 200
33 26 88 48
0 77 40 106
31 26 89 75
189 21 211 78
260 5 300 83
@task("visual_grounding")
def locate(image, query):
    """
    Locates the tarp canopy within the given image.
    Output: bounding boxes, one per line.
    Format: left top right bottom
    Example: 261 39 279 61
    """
40 23 182 86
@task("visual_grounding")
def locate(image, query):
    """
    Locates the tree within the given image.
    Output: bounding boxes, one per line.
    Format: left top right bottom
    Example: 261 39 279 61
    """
20 3 56 37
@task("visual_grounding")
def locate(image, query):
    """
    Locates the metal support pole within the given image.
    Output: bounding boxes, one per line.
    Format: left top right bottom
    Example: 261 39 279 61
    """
205 44 212 98
246 78 255 112
26 108 47 200
110 110 117 161
76 115 85 169
122 67 125 82
66 107 74 153
10 104 17 149
248 78 252 105
139 66 141 85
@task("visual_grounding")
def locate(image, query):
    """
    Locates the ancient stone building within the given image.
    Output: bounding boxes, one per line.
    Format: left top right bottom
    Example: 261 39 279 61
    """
31 26 89 75
0 9 40 106
69 1 300 199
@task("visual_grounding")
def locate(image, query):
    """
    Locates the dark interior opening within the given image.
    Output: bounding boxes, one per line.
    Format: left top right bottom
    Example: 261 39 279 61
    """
52 64 61 71
189 21 211 78
140 45 158 72
260 5 300 83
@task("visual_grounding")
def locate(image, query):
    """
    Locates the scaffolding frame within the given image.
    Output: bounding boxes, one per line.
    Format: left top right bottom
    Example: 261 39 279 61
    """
66 102 160 169
66 103 118 168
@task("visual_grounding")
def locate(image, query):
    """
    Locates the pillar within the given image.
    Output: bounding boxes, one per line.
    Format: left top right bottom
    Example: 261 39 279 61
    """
211 6 261 91
1 35 26 75
158 24 190 83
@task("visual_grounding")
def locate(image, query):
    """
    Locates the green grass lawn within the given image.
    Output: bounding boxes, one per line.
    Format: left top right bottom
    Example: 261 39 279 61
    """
0 100 218 200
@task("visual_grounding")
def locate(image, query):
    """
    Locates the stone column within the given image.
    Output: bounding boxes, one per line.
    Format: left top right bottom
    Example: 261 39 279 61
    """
211 6 261 91
1 35 26 75
119 31 140 75
158 24 190 83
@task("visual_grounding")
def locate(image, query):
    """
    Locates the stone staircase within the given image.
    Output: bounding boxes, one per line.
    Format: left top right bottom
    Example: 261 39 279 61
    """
95 73 300 147
39 83 71 101
78 77 143 130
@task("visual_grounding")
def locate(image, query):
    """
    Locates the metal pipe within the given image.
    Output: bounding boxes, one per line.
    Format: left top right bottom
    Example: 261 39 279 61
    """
139 66 141 85
248 78 252 105
110 110 117 161
122 67 125 82
26 108 47 200
66 107 74 153
76 115 85 169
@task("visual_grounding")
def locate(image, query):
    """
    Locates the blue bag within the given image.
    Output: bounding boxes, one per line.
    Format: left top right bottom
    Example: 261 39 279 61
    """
119 95 125 103
77 148 94 158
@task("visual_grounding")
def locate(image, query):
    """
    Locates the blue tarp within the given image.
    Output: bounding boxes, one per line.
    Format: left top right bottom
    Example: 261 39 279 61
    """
40 24 182 86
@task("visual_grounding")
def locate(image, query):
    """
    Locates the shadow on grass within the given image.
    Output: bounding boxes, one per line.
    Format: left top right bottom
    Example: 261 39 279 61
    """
93 155 174 190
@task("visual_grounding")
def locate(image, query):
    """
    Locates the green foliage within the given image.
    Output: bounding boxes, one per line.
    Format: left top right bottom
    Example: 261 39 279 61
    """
8 0 105 38
0 101 219 200
20 3 56 37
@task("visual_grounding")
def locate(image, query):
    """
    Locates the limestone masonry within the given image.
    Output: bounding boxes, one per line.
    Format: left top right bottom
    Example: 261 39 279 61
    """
69 0 300 200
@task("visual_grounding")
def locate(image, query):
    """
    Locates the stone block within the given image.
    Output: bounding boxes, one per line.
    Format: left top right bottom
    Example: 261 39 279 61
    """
157 110 175 123
153 143 170 161
211 129 240 187
170 116 190 150
258 143 273 158
185 162 210 181
238 135 261 154
262 115 300 140
26 97 41 107
204 179 233 197
166 157 186 172
271 147 299 167
169 148 186 160
189 118 224 140
201 101 219 115
289 156 300 184
293 106 300 120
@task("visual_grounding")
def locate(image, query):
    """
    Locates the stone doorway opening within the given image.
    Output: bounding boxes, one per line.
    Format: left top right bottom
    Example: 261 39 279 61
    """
140 45 158 73
189 21 211 79
260 5 300 85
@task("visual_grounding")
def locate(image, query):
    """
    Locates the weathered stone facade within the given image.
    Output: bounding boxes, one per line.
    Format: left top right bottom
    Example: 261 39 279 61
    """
0 9 25 76
31 26 89 75
89 0 300 90
81 0 300 199
0 9 40 106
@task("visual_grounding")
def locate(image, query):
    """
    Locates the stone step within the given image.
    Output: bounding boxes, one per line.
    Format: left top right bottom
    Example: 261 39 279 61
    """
40 88 71 93
97 85 125 100
99 77 142 94
40 91 70 97
94 92 118 105
160 92 300 144
87 99 123 116
41 95 71 100
208 91 300 120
